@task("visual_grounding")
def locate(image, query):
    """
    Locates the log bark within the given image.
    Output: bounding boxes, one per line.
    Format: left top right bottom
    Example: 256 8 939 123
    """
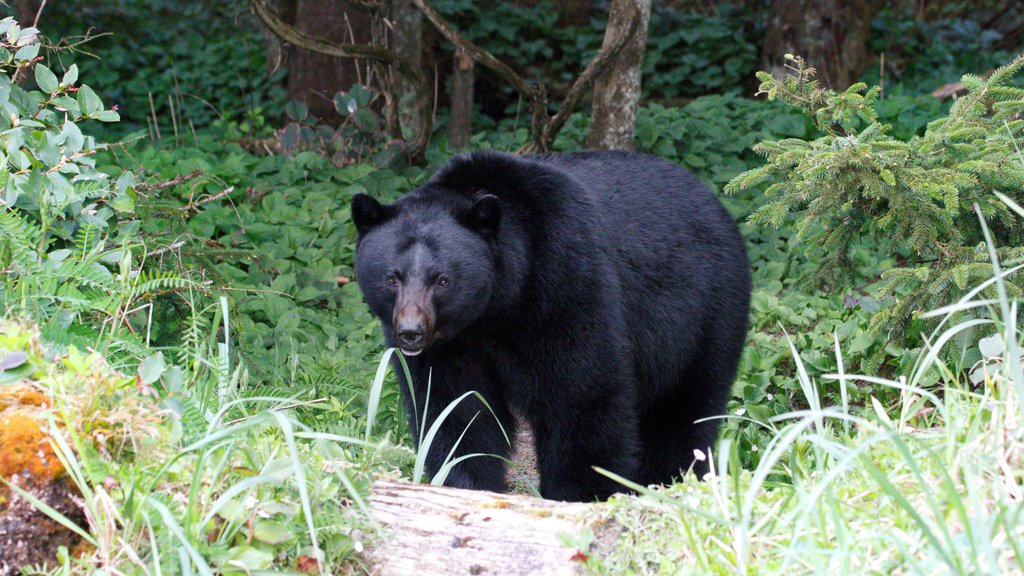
586 0 652 150
364 479 620 576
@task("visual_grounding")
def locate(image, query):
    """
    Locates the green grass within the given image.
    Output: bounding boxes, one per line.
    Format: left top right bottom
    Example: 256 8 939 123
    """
0 318 377 572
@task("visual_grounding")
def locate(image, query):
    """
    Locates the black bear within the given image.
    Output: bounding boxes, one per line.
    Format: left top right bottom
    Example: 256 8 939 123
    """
351 150 750 502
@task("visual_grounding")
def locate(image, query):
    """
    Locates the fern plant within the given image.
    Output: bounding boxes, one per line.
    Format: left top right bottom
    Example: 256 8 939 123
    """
727 54 1024 348
0 17 189 353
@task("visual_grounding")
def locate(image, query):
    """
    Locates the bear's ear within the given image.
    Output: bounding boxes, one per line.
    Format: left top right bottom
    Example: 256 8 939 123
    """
351 193 392 233
462 193 500 236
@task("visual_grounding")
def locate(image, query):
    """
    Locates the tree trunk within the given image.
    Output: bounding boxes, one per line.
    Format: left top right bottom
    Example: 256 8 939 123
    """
586 0 652 151
15 0 43 27
761 0 880 89
287 0 372 124
363 479 622 576
449 48 474 149
259 0 296 76
387 0 423 139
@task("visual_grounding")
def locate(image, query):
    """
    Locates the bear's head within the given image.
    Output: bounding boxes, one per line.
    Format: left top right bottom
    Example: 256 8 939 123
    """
351 192 500 356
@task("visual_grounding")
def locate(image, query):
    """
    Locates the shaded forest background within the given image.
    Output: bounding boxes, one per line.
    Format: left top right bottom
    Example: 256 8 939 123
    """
11 0 1024 151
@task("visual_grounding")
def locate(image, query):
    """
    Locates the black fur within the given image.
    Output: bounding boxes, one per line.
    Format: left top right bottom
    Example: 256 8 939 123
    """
352 150 751 501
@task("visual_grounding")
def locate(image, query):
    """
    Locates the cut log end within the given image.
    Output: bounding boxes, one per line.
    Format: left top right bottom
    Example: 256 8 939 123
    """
363 479 620 576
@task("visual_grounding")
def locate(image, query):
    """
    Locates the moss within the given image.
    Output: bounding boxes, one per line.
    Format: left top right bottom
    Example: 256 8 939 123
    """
0 413 64 485
0 386 50 412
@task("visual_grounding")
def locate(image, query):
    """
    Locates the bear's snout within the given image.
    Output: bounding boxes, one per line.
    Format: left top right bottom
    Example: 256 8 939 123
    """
396 321 426 349
393 287 436 355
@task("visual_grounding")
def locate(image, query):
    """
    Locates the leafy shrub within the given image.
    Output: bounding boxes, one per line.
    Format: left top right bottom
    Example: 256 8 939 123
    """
277 84 403 167
0 314 410 574
36 0 284 137
727 55 1024 349
0 17 188 353
640 3 758 99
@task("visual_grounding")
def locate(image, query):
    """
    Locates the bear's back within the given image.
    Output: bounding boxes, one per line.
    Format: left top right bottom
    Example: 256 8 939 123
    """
534 151 751 399
532 150 746 291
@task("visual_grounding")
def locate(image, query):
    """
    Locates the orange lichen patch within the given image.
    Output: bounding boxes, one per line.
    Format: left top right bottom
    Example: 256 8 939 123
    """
0 385 51 411
0 413 64 483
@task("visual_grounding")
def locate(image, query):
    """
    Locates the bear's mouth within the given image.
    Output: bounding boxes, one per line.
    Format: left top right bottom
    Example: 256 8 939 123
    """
397 330 440 357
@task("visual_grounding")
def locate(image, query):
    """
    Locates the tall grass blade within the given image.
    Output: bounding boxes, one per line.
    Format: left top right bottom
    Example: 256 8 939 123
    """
365 347 399 440
270 410 322 564
147 496 215 576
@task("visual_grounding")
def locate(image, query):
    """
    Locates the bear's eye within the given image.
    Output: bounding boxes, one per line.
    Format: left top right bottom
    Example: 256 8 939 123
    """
385 276 398 287
437 276 450 288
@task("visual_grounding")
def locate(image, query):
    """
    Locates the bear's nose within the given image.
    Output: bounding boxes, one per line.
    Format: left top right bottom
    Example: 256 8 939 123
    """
397 323 426 347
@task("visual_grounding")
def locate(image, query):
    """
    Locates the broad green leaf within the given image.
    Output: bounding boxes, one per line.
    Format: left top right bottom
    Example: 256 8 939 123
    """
334 93 357 116
92 109 119 122
115 172 135 196
76 84 103 116
285 100 307 122
353 108 379 132
34 64 57 94
13 43 38 62
252 520 293 545
50 95 81 116
138 352 166 386
218 546 274 573
62 63 78 86
109 193 135 213
349 83 372 107
61 120 84 153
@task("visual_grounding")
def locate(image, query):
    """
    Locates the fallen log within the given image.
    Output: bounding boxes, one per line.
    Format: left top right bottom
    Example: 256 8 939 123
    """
364 479 620 576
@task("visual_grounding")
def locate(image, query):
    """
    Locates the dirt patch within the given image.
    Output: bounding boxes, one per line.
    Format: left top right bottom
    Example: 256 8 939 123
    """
507 415 540 496
0 386 86 576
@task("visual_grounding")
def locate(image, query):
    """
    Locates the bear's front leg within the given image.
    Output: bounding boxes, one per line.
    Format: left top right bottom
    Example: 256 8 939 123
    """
396 344 515 492
529 386 641 502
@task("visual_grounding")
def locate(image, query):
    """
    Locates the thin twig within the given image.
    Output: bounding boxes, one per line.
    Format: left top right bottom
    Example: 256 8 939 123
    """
181 186 235 214
32 0 48 28
136 170 202 192
147 241 186 257
148 92 161 141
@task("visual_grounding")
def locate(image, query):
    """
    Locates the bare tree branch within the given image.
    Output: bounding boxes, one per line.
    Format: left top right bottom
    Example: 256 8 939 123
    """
249 0 432 163
545 0 642 150
414 0 641 153
412 0 549 152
